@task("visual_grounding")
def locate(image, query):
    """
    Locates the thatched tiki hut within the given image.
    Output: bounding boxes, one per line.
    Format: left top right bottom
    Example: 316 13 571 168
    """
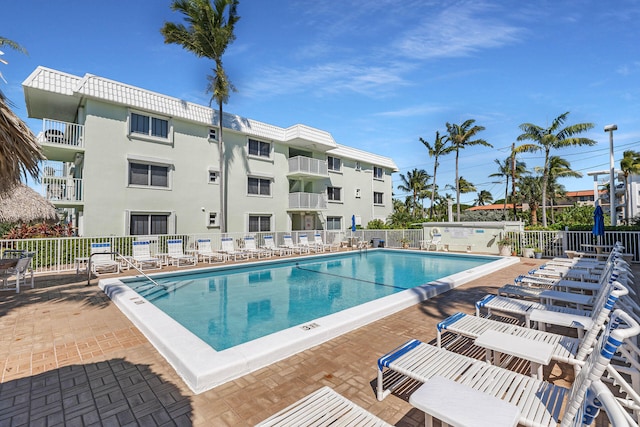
0 91 43 194
0 184 58 224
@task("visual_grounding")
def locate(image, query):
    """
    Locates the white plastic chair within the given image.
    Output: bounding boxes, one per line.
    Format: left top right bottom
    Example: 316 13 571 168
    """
196 239 227 263
90 242 120 275
131 241 161 270
220 237 249 261
1 255 34 293
166 239 197 267
377 309 640 427
243 236 270 259
282 235 309 254
261 236 290 256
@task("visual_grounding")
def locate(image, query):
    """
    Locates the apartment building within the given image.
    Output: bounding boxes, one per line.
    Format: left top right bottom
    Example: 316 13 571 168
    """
22 66 398 236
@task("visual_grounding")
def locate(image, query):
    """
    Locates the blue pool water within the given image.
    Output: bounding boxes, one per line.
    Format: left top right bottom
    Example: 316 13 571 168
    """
123 250 494 350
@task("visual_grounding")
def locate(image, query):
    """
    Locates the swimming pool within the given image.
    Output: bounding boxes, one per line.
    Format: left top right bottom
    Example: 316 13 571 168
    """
99 249 518 393
123 250 493 351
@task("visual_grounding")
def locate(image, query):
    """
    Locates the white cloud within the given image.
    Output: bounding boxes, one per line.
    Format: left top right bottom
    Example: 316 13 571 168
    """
394 1 523 59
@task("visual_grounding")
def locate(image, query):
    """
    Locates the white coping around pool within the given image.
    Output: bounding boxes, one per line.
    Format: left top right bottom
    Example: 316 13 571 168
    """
99 249 519 394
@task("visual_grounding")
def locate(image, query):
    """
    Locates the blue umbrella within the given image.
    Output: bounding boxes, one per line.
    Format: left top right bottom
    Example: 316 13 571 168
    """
351 215 356 232
592 205 605 238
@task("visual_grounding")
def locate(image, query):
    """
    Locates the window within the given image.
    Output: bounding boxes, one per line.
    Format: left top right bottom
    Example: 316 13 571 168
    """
373 166 384 180
129 162 169 188
355 161 361 171
248 177 271 196
328 156 341 172
208 128 217 140
248 139 271 158
130 214 168 235
249 215 271 232
327 186 342 201
374 192 384 205
130 112 169 139
207 212 218 227
326 216 342 230
208 169 219 184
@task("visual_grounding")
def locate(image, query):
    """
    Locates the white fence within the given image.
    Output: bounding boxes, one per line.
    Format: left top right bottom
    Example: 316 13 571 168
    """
1 228 636 276
0 229 423 276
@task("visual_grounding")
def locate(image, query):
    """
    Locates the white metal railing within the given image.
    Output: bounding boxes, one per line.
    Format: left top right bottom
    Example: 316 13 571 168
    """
288 192 328 210
42 177 83 202
40 118 84 148
509 229 640 262
287 156 328 177
1 229 636 277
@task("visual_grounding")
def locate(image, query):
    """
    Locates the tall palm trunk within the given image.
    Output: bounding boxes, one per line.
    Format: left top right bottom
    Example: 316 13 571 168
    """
430 163 437 220
455 149 460 221
541 153 549 227
218 98 226 233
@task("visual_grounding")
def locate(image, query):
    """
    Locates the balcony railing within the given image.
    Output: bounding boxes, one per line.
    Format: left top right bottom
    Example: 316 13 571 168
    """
42 177 83 202
287 156 328 177
39 118 84 148
288 192 328 210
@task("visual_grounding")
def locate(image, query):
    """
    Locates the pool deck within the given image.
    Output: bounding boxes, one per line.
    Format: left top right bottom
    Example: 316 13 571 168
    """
0 254 634 426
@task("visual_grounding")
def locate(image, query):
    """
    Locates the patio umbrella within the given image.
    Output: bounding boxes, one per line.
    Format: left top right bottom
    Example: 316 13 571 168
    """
0 91 43 195
0 184 58 223
351 215 356 232
592 205 605 242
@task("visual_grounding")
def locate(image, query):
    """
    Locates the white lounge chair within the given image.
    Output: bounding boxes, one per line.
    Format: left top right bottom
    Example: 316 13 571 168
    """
282 235 309 254
421 233 442 251
437 283 627 374
256 386 392 426
313 233 339 252
131 241 161 270
90 242 120 275
220 237 249 261
243 236 270 259
261 236 291 256
196 239 227 263
376 309 640 427
298 234 317 252
166 239 197 267
1 255 35 293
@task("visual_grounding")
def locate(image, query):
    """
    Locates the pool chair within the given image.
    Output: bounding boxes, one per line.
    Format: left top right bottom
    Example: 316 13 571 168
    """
90 242 120 275
298 234 318 253
376 309 640 427
220 237 250 261
166 239 197 267
436 285 628 377
1 254 35 293
261 236 291 256
256 386 392 426
313 233 339 252
131 241 161 270
421 233 443 251
196 239 227 263
476 278 628 338
243 236 270 259
282 235 309 254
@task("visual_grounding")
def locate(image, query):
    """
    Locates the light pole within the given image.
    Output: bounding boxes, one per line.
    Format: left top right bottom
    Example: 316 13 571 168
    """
604 124 618 226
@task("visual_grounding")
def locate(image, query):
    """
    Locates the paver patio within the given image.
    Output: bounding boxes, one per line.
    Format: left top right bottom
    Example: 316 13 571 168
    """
1 255 633 426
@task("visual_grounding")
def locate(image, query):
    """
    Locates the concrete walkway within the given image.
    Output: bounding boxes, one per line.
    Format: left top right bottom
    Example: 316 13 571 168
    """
0 256 628 426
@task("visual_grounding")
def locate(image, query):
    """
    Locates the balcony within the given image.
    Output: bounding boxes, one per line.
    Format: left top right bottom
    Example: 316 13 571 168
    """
42 176 83 204
37 118 84 162
287 156 328 179
288 192 327 211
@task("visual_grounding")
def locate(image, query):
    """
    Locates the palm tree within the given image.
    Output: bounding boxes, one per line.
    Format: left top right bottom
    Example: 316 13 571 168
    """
161 0 240 232
397 168 430 217
0 37 43 193
474 190 493 206
620 150 640 223
519 175 543 226
516 112 595 227
489 157 526 219
420 131 453 219
536 156 581 224
446 120 492 221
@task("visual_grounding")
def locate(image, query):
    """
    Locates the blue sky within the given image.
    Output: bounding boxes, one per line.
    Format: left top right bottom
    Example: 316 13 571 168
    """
3 0 640 205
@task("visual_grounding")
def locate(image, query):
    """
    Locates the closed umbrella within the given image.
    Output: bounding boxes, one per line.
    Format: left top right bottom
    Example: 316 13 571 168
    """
592 205 605 243
351 215 356 232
